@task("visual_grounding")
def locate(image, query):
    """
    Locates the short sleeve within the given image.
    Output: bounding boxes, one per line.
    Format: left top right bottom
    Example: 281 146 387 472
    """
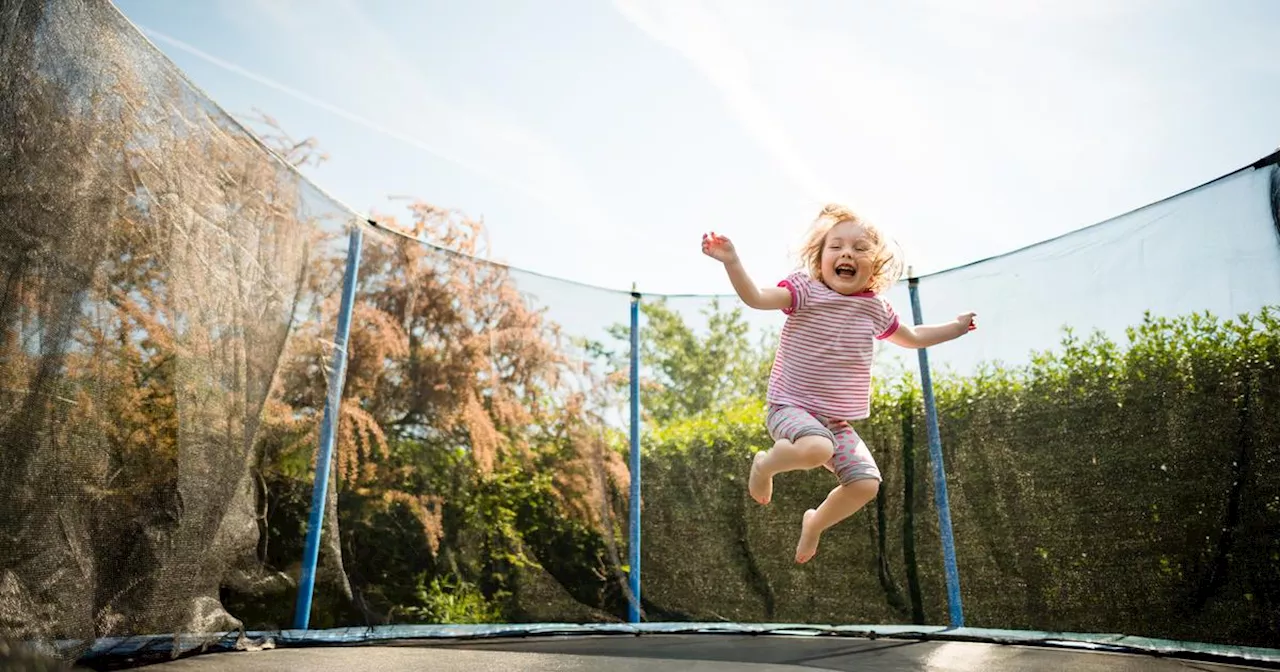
874 296 900 340
777 271 812 315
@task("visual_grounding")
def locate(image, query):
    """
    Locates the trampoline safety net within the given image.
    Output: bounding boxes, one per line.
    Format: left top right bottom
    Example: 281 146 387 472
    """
1 0 1278 666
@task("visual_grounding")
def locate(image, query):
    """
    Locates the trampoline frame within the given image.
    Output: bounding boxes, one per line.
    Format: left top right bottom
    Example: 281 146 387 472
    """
57 622 1280 670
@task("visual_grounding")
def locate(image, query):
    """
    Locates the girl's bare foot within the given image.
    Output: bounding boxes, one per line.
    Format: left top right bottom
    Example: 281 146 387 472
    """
748 451 772 504
795 509 820 563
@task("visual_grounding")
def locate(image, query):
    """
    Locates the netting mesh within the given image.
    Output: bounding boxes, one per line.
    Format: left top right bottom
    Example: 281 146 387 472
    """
636 164 1280 645
2 0 1278 666
0 0 356 658
300 220 635 630
901 165 1280 643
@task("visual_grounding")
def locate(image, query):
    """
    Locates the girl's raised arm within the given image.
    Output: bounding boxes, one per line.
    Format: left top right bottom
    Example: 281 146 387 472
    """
702 232 791 311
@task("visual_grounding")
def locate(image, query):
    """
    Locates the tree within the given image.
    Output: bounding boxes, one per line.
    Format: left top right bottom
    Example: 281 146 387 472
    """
595 297 776 423
254 179 633 622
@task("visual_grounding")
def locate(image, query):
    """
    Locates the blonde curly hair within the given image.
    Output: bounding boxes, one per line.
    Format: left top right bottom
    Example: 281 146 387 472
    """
799 204 904 295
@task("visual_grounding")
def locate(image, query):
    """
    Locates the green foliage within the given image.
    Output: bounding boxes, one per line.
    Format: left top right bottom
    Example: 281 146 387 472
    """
645 397 769 457
601 297 774 421
314 433 630 625
402 575 504 624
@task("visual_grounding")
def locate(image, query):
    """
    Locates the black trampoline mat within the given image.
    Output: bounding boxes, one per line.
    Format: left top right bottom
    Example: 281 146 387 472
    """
137 634 1275 671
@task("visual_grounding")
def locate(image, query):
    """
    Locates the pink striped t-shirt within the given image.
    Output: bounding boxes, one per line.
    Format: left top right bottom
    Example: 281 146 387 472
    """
767 270 900 420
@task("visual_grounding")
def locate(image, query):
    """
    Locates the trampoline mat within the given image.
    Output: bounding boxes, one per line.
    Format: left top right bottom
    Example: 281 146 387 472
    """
131 634 1276 671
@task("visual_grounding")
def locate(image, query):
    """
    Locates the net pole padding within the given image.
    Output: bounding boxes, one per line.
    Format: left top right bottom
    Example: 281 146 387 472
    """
293 223 366 630
906 268 965 628
628 285 643 623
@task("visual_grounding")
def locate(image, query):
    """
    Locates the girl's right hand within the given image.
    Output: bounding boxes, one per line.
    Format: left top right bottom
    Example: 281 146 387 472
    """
701 231 738 264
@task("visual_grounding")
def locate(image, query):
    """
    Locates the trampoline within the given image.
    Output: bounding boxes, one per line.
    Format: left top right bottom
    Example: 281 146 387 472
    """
90 641 1276 672
66 625 1280 671
4 3 1280 672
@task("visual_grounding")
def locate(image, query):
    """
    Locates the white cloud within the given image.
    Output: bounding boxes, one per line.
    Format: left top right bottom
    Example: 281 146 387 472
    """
612 0 837 206
613 1 958 271
918 0 1154 24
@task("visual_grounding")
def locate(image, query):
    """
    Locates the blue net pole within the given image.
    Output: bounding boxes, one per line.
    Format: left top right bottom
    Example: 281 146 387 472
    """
628 289 642 623
293 224 365 630
907 274 965 628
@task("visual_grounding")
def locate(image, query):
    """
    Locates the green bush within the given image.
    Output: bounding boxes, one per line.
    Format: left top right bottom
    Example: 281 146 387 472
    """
402 575 503 624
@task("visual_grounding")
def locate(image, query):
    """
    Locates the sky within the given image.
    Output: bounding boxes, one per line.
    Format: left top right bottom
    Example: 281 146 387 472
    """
108 0 1280 300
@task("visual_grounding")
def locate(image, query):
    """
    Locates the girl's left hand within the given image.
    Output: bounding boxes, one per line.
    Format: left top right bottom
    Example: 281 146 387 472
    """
956 312 977 332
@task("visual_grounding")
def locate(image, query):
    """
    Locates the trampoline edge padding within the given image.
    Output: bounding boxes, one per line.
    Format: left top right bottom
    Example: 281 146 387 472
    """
66 622 1280 668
